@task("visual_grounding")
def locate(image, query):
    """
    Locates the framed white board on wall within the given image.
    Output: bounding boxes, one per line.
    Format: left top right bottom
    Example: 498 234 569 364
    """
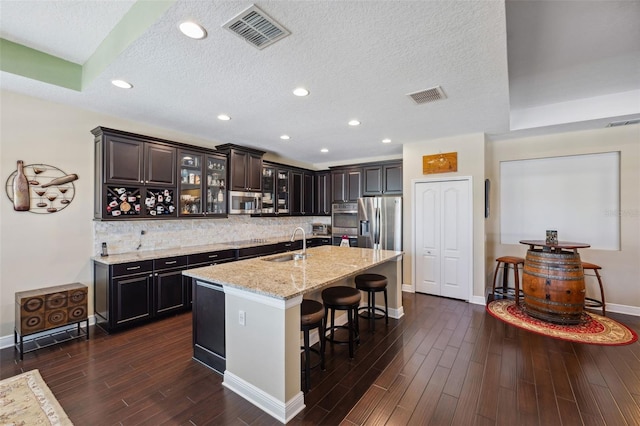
500 152 620 250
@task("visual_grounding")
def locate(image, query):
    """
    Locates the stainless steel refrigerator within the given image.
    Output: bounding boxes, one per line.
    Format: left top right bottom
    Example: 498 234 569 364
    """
357 197 402 250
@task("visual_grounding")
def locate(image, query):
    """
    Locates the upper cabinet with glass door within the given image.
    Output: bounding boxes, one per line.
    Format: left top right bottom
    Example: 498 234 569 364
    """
178 151 227 217
204 154 227 216
262 164 276 214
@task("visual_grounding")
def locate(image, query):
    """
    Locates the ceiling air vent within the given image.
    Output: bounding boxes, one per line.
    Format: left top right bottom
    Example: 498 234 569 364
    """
223 4 290 50
407 86 446 105
606 118 640 127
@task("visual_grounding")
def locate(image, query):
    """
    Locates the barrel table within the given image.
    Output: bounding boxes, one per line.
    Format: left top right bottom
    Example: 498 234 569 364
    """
519 240 590 325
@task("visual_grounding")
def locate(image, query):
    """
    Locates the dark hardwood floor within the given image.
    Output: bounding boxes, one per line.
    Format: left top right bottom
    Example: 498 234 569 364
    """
2 293 639 425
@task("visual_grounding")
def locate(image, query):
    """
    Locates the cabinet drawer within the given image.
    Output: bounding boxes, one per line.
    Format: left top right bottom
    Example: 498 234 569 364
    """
188 249 236 266
154 256 187 270
237 244 281 259
112 260 153 277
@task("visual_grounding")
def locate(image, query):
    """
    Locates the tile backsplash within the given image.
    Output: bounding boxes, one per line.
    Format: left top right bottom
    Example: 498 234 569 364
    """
93 216 331 255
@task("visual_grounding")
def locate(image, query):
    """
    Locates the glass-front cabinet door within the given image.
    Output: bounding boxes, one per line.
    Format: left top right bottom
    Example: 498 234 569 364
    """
178 151 203 216
262 165 276 214
205 154 226 215
277 169 290 214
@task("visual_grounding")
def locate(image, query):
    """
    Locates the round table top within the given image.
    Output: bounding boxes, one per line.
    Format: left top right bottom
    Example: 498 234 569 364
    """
519 240 590 249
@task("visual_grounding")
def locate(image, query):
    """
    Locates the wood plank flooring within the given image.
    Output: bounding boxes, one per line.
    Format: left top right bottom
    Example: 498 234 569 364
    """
1 293 639 425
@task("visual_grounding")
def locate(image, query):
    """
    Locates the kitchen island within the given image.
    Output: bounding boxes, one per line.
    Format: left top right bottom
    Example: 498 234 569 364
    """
183 245 403 423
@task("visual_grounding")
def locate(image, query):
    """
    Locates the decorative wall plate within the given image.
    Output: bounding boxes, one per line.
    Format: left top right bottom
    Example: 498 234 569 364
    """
5 163 77 214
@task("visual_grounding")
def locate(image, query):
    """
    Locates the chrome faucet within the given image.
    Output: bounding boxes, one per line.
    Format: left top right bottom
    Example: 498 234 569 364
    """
290 227 307 259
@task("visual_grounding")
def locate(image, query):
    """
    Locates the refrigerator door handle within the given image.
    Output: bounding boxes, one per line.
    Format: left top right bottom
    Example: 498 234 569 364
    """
373 206 381 248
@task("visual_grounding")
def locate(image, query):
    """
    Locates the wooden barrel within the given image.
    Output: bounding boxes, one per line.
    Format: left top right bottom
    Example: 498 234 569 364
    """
522 249 585 324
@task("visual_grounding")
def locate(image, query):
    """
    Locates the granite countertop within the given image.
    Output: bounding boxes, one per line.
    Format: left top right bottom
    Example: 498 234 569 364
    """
183 245 403 300
92 236 331 265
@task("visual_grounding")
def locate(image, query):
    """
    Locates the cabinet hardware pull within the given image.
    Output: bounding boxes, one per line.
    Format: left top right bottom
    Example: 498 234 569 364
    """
127 266 141 270
155 273 158 276
165 261 177 265
208 254 218 258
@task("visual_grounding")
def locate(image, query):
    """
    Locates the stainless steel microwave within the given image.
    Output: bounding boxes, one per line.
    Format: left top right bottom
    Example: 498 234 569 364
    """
229 191 262 214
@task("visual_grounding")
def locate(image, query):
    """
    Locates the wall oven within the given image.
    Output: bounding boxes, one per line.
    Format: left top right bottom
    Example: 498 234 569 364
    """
331 202 358 246
229 191 262 214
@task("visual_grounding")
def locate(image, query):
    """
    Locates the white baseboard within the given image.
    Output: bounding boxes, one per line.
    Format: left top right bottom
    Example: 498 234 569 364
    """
0 315 95 350
223 370 305 423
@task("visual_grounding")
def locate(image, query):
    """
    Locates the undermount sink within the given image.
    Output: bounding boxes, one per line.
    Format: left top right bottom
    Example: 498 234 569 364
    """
262 253 307 262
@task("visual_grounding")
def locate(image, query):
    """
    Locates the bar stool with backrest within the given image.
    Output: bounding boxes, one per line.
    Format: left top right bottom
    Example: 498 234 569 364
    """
321 286 361 358
491 256 525 304
300 299 325 393
582 261 606 316
354 273 388 331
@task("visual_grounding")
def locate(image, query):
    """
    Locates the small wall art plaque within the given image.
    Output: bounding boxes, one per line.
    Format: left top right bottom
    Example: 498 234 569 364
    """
423 152 457 174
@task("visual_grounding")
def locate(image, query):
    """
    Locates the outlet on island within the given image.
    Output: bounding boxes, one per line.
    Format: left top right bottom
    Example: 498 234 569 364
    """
239 310 246 326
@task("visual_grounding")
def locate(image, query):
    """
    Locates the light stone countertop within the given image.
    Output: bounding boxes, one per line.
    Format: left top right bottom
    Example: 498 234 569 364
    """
92 236 330 265
183 245 403 300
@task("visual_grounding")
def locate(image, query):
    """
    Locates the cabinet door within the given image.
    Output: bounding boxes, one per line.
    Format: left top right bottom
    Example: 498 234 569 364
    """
303 172 314 214
145 143 176 186
332 171 346 202
276 169 290 214
315 172 331 215
205 155 227 215
261 165 276 214
105 136 144 184
178 151 204 216
291 171 302 214
383 163 403 194
346 169 362 201
229 150 248 190
363 166 383 195
113 274 152 325
155 268 186 314
247 153 263 191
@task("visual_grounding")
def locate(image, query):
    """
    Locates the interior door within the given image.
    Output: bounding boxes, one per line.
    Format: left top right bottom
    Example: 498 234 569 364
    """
415 179 471 300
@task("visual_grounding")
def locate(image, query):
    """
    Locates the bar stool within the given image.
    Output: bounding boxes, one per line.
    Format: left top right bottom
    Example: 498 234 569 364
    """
322 286 361 358
355 274 388 331
582 262 606 316
300 299 325 393
491 256 525 304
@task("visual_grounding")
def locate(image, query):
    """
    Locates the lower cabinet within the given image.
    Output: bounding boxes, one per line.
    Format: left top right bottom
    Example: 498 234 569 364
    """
192 281 225 374
93 256 189 333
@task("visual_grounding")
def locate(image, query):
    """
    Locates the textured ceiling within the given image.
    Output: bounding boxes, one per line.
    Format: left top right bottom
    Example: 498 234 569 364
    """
1 0 638 168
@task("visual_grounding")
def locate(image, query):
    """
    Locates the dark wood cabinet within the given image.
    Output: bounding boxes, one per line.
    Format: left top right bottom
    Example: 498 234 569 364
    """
103 134 176 186
303 172 314 214
218 144 264 192
153 256 188 316
362 161 403 196
331 168 362 202
383 163 403 194
178 150 228 217
314 171 331 215
93 256 189 333
93 127 180 220
291 170 315 215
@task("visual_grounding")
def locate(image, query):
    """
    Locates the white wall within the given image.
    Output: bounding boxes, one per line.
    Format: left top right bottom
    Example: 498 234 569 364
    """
485 125 640 313
0 90 325 338
402 133 486 303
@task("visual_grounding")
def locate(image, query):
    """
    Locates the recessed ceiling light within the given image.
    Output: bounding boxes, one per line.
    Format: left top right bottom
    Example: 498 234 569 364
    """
179 21 207 39
217 114 231 121
280 135 290 140
293 87 309 97
348 120 361 126
382 138 392 144
321 148 328 153
111 79 132 89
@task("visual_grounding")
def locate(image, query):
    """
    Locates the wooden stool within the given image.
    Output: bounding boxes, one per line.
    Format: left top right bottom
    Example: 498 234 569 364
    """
491 256 525 304
355 274 388 331
300 299 325 393
322 286 361 359
582 262 606 316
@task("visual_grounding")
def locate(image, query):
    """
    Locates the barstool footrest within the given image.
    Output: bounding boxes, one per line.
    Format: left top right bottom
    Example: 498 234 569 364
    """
357 306 387 320
324 325 360 344
584 297 604 309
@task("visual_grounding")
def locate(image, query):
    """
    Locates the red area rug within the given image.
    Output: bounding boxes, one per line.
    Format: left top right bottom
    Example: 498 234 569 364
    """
486 299 638 346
